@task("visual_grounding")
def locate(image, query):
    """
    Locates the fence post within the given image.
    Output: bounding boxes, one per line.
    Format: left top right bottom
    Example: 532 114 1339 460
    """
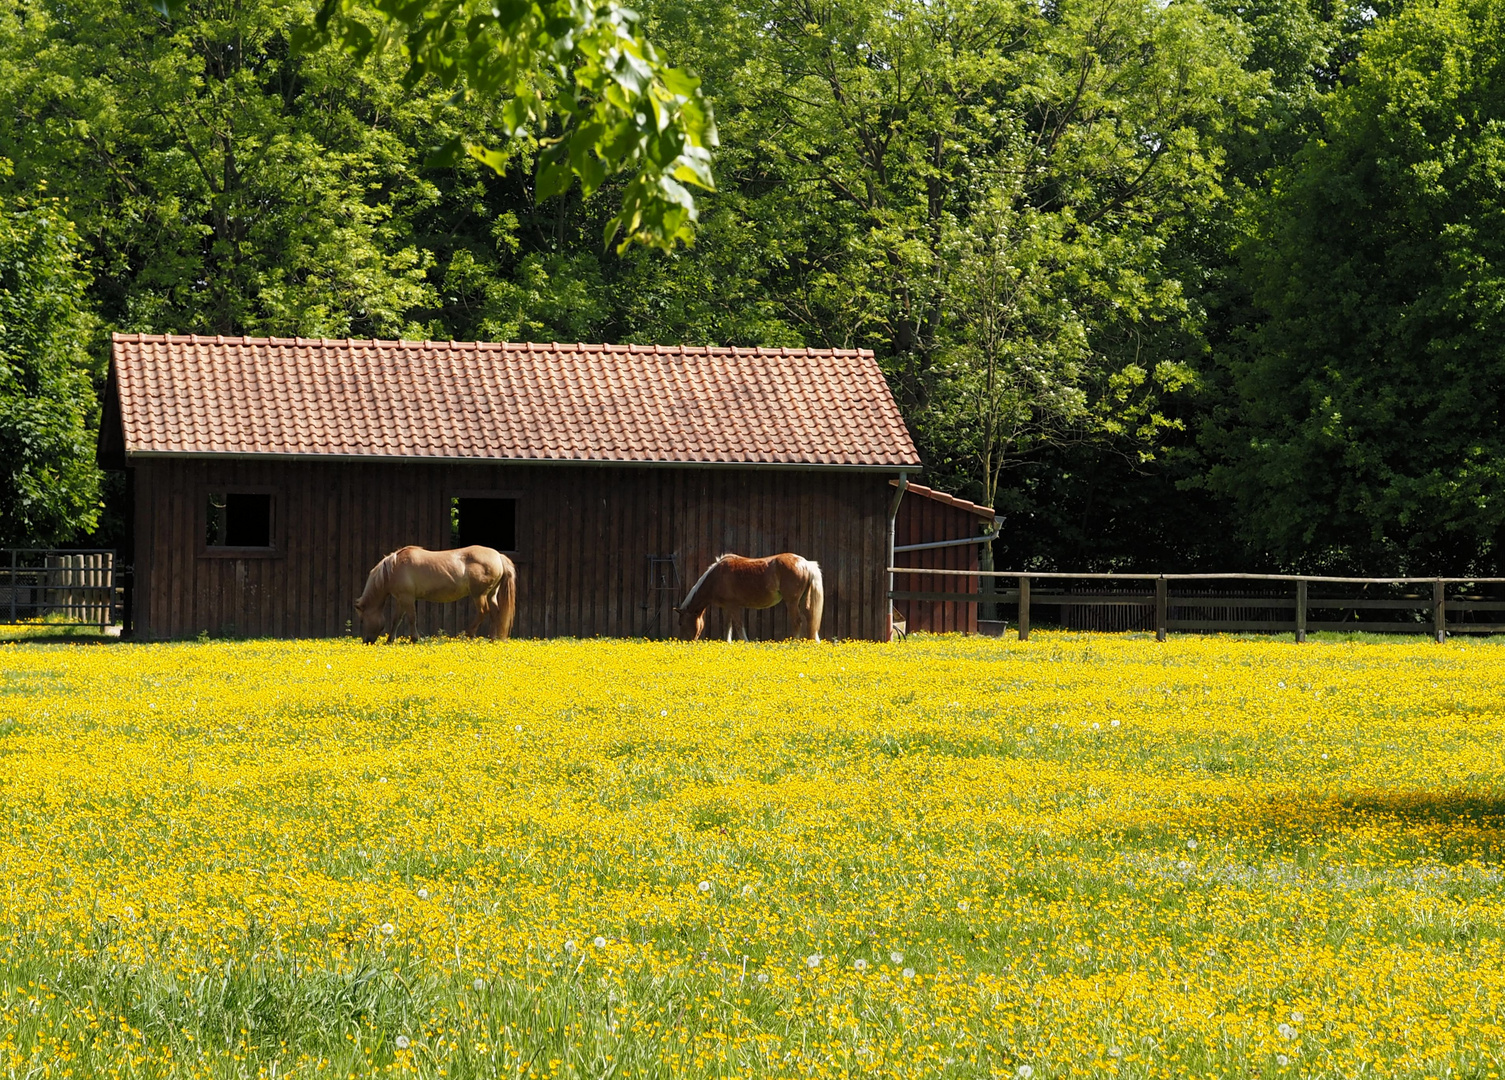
1155 577 1167 641
101 553 113 627
1018 576 1030 642
1434 579 1445 643
1296 578 1307 643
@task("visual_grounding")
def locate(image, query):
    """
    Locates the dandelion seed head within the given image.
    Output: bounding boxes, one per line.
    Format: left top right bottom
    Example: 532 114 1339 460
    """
854 958 867 971
902 967 915 979
1277 1055 1289 1066
890 951 904 964
806 953 822 968
395 1035 410 1050
416 888 429 900
698 880 712 893
1277 1022 1295 1040
473 978 485 992
379 922 394 936
594 936 607 948
1017 1066 1033 1078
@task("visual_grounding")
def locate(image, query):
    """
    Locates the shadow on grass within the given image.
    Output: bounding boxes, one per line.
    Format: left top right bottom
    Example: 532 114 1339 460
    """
1198 787 1505 866
0 624 123 645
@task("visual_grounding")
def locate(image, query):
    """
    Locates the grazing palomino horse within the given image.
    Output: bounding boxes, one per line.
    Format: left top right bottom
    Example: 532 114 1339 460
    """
355 545 516 643
675 553 825 642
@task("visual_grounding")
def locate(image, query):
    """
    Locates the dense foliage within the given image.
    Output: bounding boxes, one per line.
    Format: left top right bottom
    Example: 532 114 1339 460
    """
0 185 100 545
0 0 1498 571
1211 0 1505 573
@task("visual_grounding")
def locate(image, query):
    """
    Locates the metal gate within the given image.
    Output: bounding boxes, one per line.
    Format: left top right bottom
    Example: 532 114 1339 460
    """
0 550 118 627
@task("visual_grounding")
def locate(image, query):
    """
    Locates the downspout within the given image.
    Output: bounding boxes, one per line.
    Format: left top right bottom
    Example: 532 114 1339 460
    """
886 472 909 641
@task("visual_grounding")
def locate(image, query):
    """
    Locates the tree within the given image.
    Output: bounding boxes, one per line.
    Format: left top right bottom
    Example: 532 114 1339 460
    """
700 0 1248 498
294 0 717 251
0 186 101 545
0 0 452 337
1212 0 1505 572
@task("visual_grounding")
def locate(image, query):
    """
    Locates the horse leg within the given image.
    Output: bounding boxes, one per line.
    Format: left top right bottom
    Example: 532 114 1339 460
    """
786 592 806 640
467 591 487 638
386 600 403 643
479 578 503 639
396 596 419 642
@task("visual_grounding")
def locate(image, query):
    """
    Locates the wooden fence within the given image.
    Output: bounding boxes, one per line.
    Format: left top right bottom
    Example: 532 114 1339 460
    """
0 550 117 626
889 569 1505 641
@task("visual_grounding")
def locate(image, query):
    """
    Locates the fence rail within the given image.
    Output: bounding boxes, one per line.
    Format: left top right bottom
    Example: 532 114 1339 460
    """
888 568 1505 642
1 550 117 627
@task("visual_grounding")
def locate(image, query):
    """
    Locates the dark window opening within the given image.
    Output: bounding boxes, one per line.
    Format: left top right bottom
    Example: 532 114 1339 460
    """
452 497 517 551
207 492 272 547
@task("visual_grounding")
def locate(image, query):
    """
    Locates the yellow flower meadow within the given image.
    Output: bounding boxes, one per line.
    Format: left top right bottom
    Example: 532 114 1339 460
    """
1 632 1503 1079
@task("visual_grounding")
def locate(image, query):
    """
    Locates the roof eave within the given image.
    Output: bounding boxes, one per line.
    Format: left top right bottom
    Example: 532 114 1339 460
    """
123 449 922 472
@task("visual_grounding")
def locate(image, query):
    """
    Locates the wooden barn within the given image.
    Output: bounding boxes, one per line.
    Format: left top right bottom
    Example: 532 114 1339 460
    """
98 334 923 641
890 482 1000 635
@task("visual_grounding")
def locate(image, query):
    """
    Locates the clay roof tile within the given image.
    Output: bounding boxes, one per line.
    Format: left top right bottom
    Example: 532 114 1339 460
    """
110 335 919 468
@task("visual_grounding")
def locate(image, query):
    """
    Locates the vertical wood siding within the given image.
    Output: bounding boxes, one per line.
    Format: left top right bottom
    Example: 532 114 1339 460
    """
131 461 892 641
894 493 986 634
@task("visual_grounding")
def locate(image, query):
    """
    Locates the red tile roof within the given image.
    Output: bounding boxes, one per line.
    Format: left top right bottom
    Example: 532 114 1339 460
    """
892 481 996 519
110 335 920 469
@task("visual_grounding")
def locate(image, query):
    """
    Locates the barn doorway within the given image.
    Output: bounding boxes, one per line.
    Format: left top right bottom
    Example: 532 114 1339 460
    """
451 497 517 552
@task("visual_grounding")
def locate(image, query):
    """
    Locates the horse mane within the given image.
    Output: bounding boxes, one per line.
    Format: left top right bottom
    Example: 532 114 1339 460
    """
680 554 730 611
357 550 400 606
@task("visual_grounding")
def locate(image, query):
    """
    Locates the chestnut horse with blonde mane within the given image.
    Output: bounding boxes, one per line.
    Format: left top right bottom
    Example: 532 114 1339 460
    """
355 545 516 643
675 553 824 642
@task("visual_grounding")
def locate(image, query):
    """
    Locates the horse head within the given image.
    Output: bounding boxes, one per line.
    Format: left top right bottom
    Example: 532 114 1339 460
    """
672 604 706 641
354 596 386 644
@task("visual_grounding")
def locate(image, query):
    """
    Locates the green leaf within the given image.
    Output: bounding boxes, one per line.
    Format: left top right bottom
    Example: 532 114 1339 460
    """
423 137 465 169
659 66 700 98
535 157 573 200
465 142 509 174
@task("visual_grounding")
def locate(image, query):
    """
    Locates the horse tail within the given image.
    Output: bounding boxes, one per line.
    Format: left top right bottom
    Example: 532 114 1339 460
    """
800 559 824 642
493 556 516 640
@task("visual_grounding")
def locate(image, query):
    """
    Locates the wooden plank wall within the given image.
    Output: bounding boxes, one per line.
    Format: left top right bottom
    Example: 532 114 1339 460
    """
893 493 984 634
132 460 892 641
